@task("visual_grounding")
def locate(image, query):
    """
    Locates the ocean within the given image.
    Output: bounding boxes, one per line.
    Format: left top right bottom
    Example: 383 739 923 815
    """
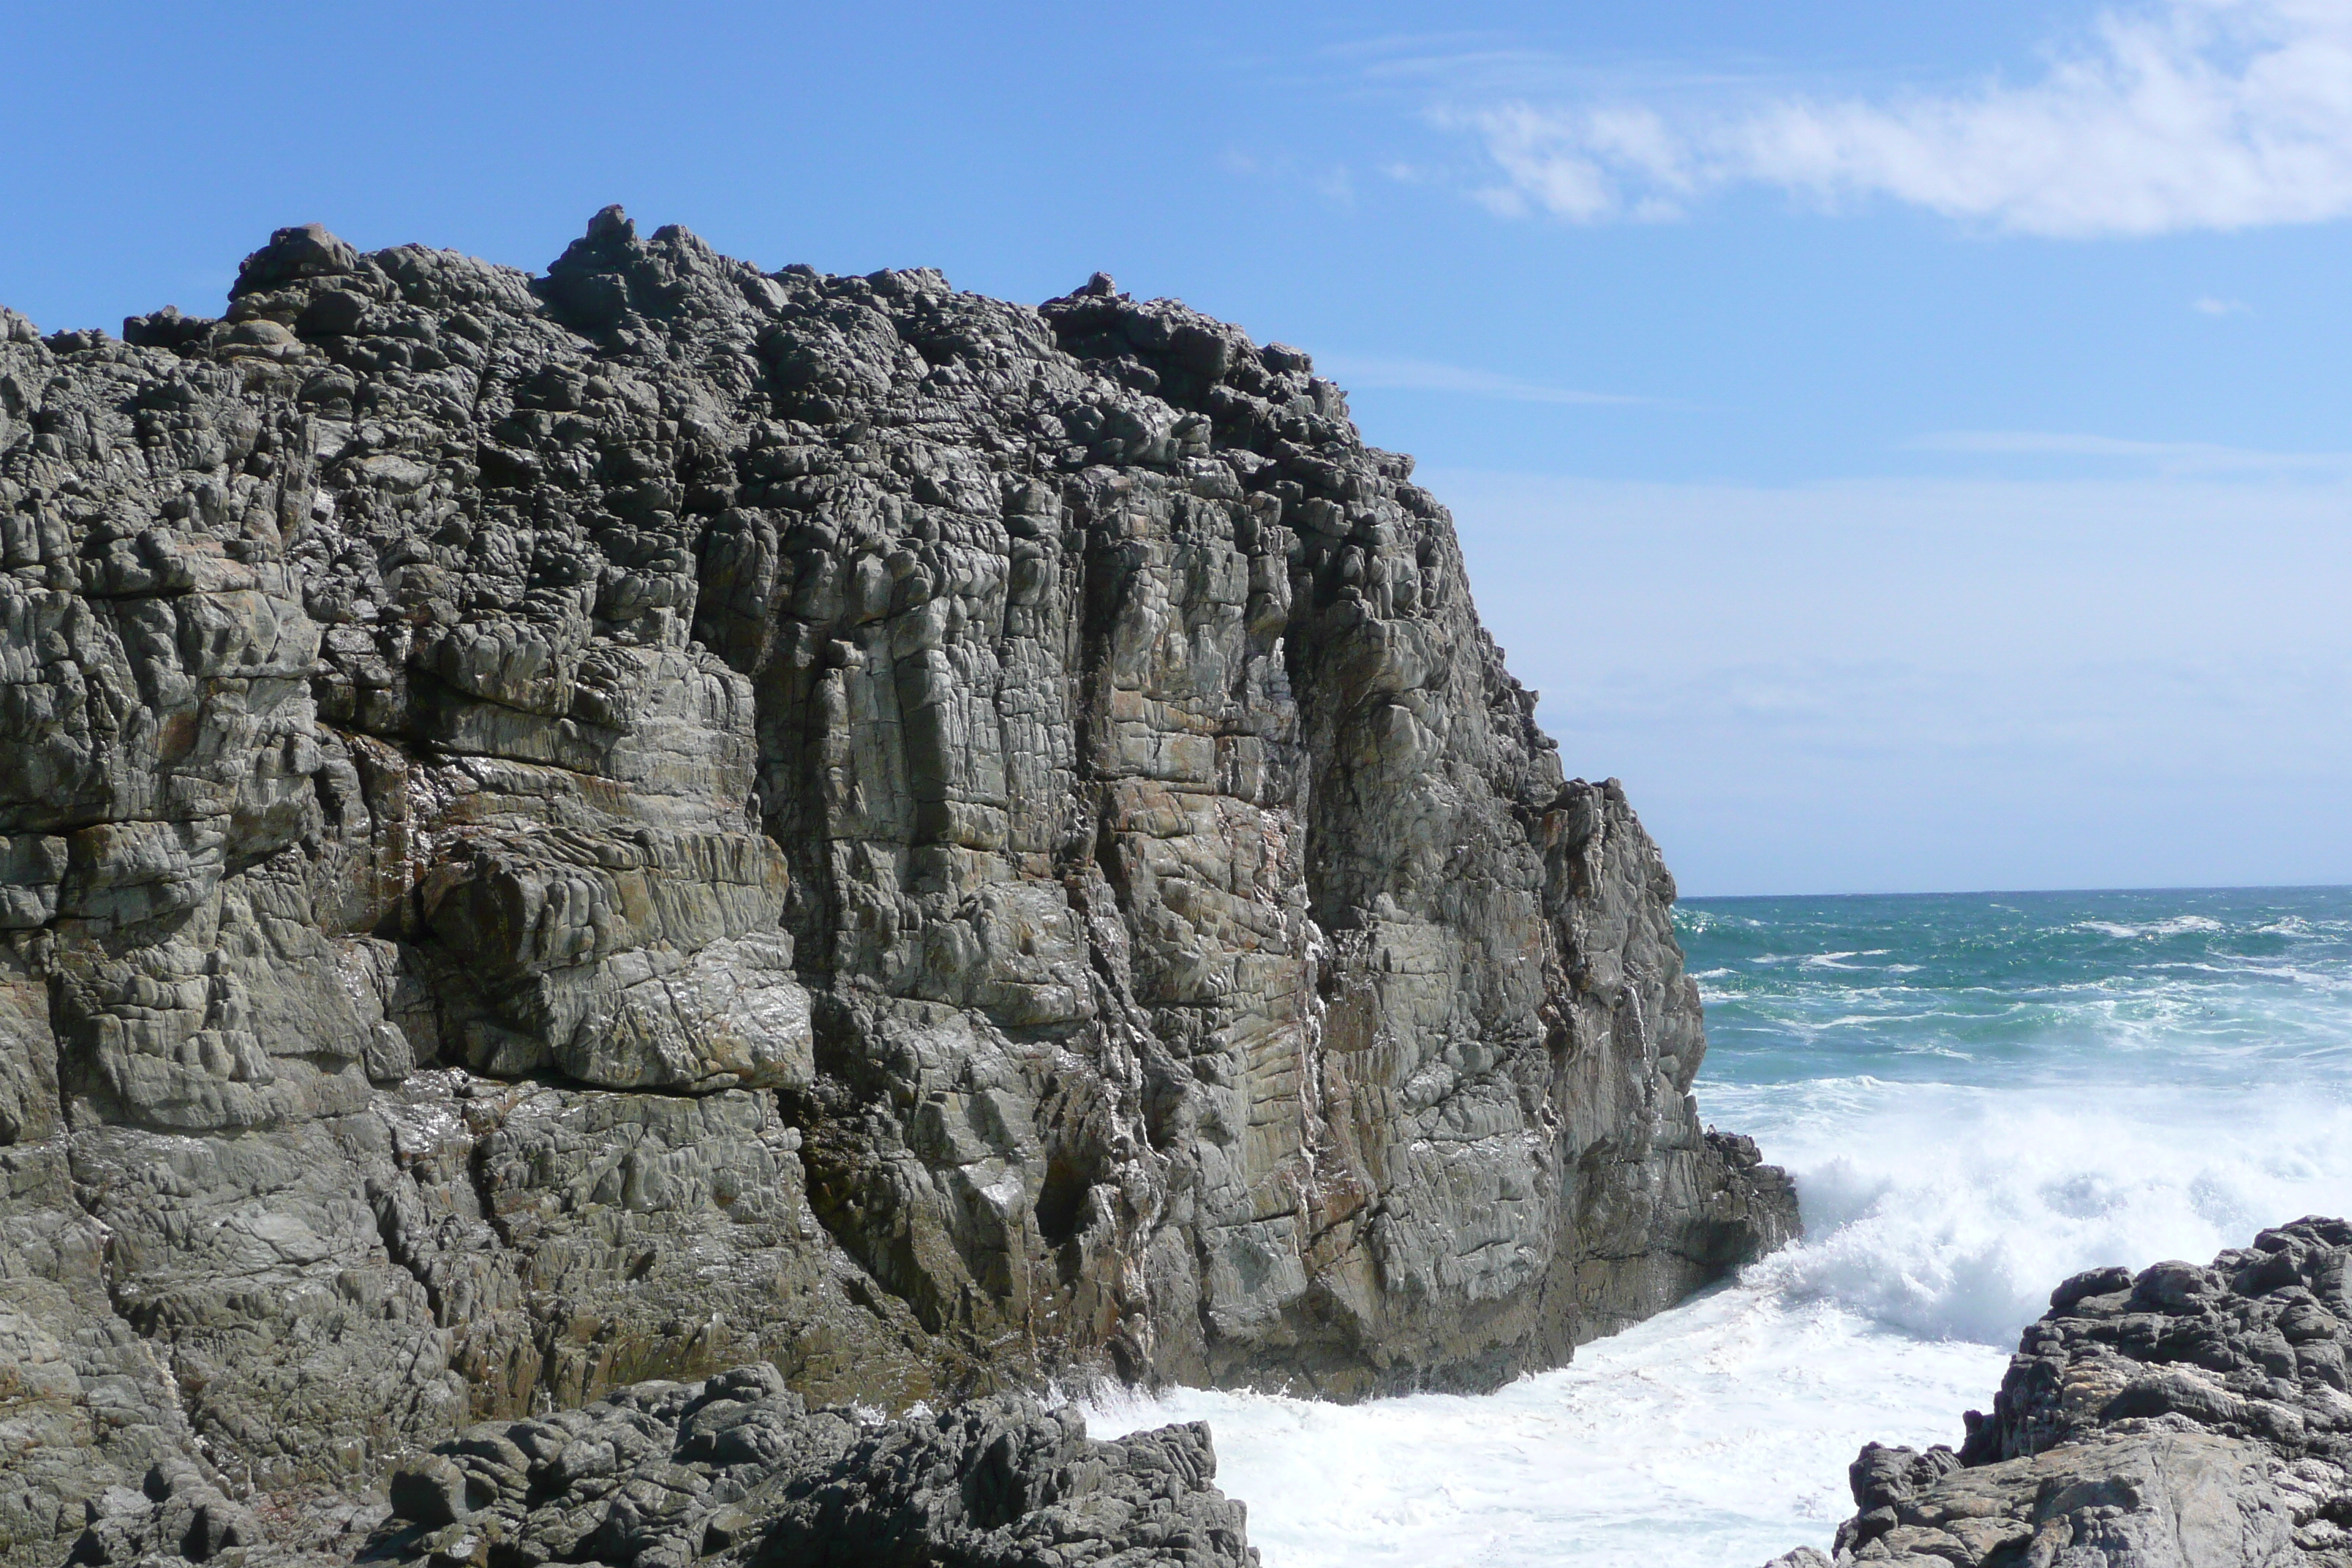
1085 885 2352 1566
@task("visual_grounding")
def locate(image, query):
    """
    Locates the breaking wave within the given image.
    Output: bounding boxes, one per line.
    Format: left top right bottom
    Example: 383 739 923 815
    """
1088 886 2352 1568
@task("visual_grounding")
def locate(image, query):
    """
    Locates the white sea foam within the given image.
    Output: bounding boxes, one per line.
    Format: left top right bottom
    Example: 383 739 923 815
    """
1087 1078 2352 1567
2072 915 2227 939
1085 1288 2003 1568
1715 1077 2352 1343
1798 949 1893 969
2255 917 2322 936
1082 892 2352 1567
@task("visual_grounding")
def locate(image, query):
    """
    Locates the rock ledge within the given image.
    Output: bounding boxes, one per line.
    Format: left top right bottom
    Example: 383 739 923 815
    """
1773 1217 2352 1567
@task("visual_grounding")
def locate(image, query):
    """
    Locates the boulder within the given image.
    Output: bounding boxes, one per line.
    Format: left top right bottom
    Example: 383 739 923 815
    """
1769 1218 2352 1567
370 1362 1258 1568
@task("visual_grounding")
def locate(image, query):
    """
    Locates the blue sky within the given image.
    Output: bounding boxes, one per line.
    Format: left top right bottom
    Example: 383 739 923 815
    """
7 1 2351 894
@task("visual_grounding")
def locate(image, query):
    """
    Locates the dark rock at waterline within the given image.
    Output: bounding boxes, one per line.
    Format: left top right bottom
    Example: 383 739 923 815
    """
74 1363 1256 1568
0 210 1796 1567
1772 1216 2352 1567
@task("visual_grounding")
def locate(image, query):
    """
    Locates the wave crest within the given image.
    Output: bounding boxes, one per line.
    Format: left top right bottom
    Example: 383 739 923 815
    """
1727 1082 2352 1343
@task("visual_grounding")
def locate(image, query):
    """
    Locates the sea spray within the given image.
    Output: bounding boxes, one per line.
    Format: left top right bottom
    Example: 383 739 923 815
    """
1085 1288 2006 1567
1719 1078 2352 1345
1088 886 2352 1568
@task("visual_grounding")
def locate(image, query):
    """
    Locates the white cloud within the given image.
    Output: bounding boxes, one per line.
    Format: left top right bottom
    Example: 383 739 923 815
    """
1313 353 1656 404
1448 0 2352 236
2193 295 2253 313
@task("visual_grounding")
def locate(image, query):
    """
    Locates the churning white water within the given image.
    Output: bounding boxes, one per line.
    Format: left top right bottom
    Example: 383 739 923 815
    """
1087 888 2352 1567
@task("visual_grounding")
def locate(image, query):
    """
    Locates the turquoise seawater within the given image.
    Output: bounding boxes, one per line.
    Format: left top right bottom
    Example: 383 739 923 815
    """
1692 885 2352 1093
1692 885 2352 1345
1091 886 2352 1567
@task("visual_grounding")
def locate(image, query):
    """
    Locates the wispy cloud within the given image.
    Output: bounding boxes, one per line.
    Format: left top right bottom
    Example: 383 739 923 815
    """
1438 0 2352 236
1313 353 1656 405
1910 429 2352 472
2193 295 2253 314
1220 147 1360 208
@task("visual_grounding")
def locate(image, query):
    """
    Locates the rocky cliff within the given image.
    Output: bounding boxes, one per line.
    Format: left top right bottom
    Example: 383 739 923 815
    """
1772 1218 2352 1568
0 210 1795 1567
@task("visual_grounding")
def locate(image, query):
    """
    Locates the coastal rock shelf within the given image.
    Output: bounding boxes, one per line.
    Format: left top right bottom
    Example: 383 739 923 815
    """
0 211 1795 1567
73 1363 1257 1568
1774 1217 2352 1568
377 1365 1256 1568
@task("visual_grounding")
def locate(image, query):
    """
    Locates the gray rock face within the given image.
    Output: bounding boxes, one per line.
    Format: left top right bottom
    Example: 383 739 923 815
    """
71 1362 1254 1568
362 1362 1256 1568
0 212 1794 1566
1783 1218 2352 1567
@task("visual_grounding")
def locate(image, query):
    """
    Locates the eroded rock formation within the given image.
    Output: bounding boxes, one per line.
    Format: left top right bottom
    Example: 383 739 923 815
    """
0 211 1793 1566
77 1362 1257 1568
1779 1218 2352 1567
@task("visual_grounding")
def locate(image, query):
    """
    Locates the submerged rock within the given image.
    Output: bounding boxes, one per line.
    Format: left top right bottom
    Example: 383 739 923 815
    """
1776 1217 2352 1567
0 211 1795 1566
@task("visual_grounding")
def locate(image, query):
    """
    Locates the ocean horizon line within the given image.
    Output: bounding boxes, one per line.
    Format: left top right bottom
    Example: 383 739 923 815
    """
1681 880 2352 904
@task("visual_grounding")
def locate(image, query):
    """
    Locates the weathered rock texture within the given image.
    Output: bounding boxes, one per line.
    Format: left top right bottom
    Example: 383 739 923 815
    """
1786 1218 2352 1567
74 1362 1256 1568
0 212 1794 1566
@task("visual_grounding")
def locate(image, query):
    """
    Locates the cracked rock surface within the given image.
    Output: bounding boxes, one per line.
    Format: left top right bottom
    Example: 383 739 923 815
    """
0 212 1795 1566
1773 1218 2352 1567
369 1362 1255 1568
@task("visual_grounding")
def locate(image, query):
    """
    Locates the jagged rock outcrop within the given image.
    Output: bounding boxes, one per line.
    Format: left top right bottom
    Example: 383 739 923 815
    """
0 212 1795 1567
76 1362 1256 1568
1781 1218 2352 1567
